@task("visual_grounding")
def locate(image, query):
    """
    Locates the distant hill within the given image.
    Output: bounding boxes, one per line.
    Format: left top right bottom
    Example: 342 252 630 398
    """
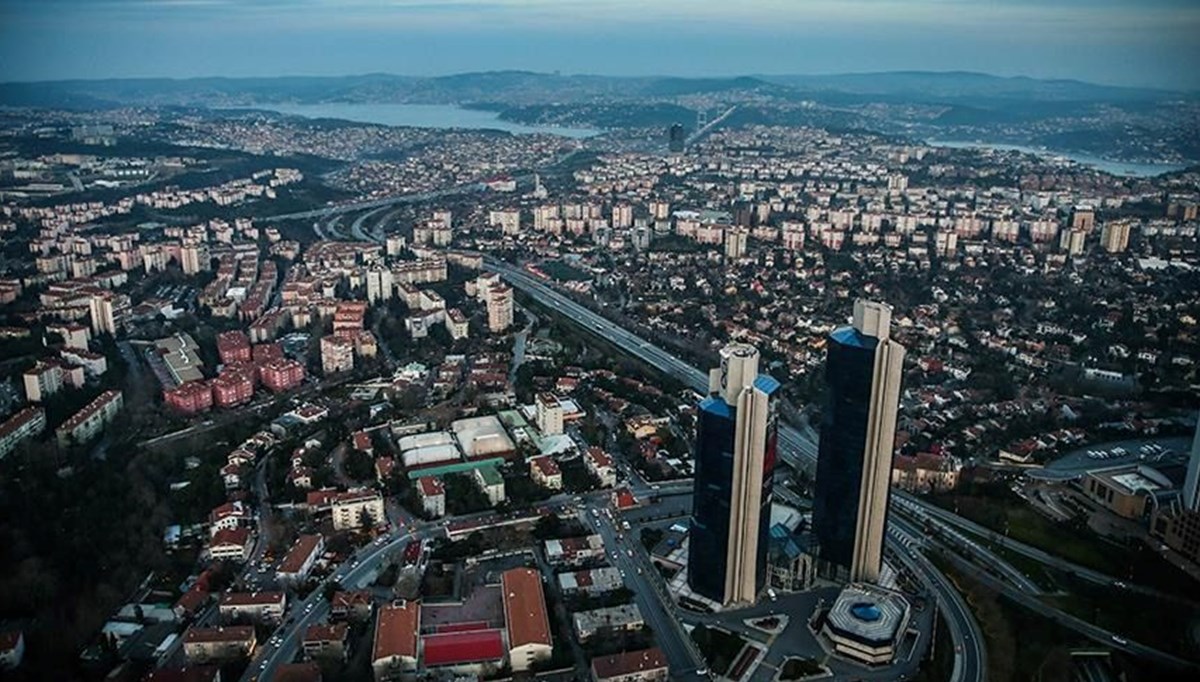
5 69 1183 111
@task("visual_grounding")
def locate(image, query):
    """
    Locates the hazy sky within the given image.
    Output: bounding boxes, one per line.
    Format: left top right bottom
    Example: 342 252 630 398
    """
1 0 1197 89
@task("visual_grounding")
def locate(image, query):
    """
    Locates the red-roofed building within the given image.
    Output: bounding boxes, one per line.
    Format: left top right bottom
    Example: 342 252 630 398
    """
586 447 616 488
501 568 552 671
375 456 396 483
330 591 374 623
174 584 209 620
303 622 349 661
273 662 323 682
529 455 562 490
212 369 254 408
0 407 46 458
417 476 445 518
277 534 324 587
218 591 286 623
352 430 373 454
422 629 505 670
182 626 256 664
208 527 252 562
613 487 638 510
372 601 419 680
216 330 252 364
251 341 284 364
164 381 214 414
261 358 305 392
590 646 669 682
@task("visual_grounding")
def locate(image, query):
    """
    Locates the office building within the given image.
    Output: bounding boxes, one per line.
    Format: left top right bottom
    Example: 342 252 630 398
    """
1184 414 1200 513
667 124 685 153
813 300 906 583
688 343 780 605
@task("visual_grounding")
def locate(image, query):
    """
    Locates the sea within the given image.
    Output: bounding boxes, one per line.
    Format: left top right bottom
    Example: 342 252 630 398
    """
926 139 1189 178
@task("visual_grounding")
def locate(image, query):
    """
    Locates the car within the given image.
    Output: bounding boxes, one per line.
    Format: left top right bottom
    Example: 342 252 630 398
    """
1112 635 1128 645
305 604 314 613
260 661 268 670
626 549 634 557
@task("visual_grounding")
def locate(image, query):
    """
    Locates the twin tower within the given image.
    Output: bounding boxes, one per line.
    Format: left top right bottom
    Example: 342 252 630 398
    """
688 300 906 605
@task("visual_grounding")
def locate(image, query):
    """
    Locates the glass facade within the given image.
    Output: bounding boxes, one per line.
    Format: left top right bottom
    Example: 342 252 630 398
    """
812 327 880 574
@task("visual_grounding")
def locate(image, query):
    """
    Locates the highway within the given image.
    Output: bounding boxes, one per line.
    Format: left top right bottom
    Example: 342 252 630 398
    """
685 105 739 147
485 257 986 682
261 183 487 223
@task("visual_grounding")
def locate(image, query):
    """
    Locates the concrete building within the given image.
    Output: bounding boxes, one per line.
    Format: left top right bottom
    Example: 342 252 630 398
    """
535 392 564 436
276 534 324 586
688 343 780 605
487 284 514 333
724 226 748 259
1101 221 1132 253
529 455 563 490
891 453 962 493
590 646 669 682
813 300 905 583
445 308 469 340
586 447 617 487
0 407 46 458
573 604 644 641
218 591 287 624
208 527 252 562
56 389 123 446
501 568 552 672
417 476 445 518
473 466 506 506
321 335 355 375
303 622 349 661
372 601 419 681
182 626 256 664
366 266 394 304
1183 414 1200 513
181 242 210 275
820 583 911 666
23 360 71 402
332 490 385 530
261 358 305 392
88 292 118 335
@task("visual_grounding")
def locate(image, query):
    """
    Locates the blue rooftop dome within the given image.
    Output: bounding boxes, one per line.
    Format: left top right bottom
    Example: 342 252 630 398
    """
850 602 883 622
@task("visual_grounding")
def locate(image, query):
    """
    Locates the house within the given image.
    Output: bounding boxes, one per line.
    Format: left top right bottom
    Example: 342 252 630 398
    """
218 591 287 624
208 527 253 562
182 626 256 664
417 476 445 518
590 647 669 682
372 601 420 681
572 604 644 641
330 591 374 623
277 534 324 587
501 568 552 672
557 567 623 597
529 455 563 490
303 622 349 661
543 534 605 566
209 501 251 536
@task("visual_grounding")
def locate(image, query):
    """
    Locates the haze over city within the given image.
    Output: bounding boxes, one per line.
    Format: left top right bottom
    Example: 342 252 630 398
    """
0 2 1199 682
2 0 1199 88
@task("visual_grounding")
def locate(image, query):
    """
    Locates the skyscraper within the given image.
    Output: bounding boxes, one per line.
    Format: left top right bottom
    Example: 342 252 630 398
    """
667 124 685 153
813 300 906 583
688 343 779 605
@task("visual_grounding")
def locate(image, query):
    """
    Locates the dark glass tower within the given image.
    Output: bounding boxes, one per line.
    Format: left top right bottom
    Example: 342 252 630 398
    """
689 344 779 604
813 300 906 583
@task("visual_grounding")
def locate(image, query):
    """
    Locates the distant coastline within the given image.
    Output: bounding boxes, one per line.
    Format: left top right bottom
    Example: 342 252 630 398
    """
926 139 1189 178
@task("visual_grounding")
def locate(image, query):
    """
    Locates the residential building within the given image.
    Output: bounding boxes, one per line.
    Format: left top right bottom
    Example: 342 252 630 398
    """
165 381 214 414
216 330 252 364
56 389 123 446
445 308 469 340
208 527 253 562
590 647 669 682
88 291 118 335
473 465 506 506
0 407 46 458
372 601 419 681
181 242 210 275
218 591 287 624
1101 221 1132 253
529 455 563 490
330 591 374 623
303 622 349 661
23 360 72 402
182 626 256 664
277 534 324 586
573 604 644 641
321 335 355 375
557 566 623 596
586 447 617 487
417 476 445 518
688 343 779 605
261 358 305 392
486 283 513 333
813 300 906 583
543 534 605 566
501 568 552 671
209 501 251 535
332 490 385 530
890 453 962 493
536 392 564 435
212 369 254 407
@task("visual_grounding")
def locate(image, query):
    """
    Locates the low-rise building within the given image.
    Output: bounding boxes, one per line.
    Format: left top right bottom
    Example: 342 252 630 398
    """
557 566 623 596
182 625 256 664
218 591 287 624
473 466 506 506
501 568 552 672
261 358 306 392
417 476 445 518
277 534 324 586
372 601 419 681
56 389 122 446
332 489 385 530
590 646 669 682
820 583 911 666
529 455 563 490
572 604 644 641
208 527 253 562
585 447 617 488
544 534 605 566
0 407 46 458
165 380 214 414
890 453 962 493
303 622 349 661
330 590 374 623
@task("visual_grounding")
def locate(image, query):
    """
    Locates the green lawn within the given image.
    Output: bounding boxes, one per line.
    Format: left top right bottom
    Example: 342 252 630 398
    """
538 260 592 282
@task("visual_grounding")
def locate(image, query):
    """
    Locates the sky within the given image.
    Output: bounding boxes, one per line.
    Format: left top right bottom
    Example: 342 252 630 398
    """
1 0 1197 89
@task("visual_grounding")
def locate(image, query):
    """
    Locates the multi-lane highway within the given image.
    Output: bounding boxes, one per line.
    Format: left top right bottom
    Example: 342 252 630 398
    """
485 258 987 682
